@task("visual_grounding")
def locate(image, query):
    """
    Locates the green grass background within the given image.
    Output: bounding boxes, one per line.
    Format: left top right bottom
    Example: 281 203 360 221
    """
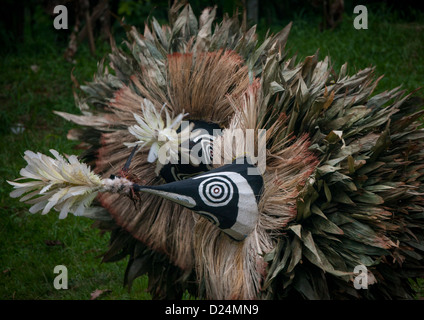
1 3 423 299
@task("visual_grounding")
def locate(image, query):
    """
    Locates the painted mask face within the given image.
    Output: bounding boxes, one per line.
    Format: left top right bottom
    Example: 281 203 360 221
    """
159 120 221 182
136 160 263 240
121 120 264 241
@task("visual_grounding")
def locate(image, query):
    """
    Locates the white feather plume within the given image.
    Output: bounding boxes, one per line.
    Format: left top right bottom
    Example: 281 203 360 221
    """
8 150 134 219
125 99 197 174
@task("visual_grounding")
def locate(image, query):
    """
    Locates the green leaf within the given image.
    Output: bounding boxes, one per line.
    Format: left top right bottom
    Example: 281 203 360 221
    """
264 240 293 289
323 181 332 202
269 81 285 95
302 242 352 277
312 215 344 235
347 155 355 174
293 269 320 300
354 190 384 204
317 164 340 176
289 224 302 238
287 236 302 273
311 204 327 219
341 220 395 249
333 189 355 205
296 176 319 221
301 229 321 264
363 184 394 192
328 212 354 226
356 162 385 175
341 238 389 257
370 122 391 161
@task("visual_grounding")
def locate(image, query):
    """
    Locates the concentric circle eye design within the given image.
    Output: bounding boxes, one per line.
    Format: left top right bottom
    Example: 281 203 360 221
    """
198 176 234 207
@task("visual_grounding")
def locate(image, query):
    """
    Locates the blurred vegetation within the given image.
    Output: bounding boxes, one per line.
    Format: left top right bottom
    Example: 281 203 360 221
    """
0 0 423 300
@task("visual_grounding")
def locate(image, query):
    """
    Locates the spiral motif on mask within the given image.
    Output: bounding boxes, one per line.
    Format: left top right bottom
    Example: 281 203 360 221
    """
200 138 213 160
192 133 215 168
198 176 233 207
200 138 214 170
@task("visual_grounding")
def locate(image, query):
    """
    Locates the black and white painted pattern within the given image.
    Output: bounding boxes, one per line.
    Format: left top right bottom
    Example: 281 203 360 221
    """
159 120 221 183
137 159 264 241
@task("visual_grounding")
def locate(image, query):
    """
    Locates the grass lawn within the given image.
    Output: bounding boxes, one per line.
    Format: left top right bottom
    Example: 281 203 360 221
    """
1 5 423 300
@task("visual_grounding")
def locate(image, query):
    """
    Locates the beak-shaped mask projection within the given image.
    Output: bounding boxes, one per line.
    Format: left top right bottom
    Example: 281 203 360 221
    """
134 160 263 241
